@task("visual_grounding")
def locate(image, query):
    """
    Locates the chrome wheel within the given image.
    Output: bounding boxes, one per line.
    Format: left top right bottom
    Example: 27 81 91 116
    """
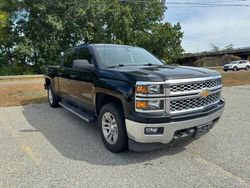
102 112 118 145
48 88 53 104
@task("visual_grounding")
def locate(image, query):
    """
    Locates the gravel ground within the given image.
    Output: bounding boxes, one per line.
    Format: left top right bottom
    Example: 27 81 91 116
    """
0 85 249 188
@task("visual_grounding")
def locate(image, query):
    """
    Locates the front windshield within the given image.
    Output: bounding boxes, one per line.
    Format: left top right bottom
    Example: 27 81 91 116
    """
95 46 163 67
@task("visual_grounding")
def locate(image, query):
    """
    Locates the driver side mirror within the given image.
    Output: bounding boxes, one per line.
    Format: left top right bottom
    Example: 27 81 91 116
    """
73 59 94 71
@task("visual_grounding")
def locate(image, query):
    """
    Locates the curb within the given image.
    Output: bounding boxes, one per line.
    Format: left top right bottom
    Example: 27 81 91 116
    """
0 75 44 80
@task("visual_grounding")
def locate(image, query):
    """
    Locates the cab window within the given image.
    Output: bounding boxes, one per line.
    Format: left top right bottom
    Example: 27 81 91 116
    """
63 48 78 68
78 47 93 64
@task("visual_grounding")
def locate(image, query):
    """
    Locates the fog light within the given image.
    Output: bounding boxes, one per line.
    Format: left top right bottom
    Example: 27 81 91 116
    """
145 127 164 135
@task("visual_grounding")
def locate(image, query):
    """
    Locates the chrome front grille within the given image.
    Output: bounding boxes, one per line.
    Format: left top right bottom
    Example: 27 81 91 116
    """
166 75 222 115
170 78 221 93
170 92 221 113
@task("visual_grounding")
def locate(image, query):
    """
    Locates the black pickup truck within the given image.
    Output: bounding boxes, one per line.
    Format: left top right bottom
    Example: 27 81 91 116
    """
44 44 225 152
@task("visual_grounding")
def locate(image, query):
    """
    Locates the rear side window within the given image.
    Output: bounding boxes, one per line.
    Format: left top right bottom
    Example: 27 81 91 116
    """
78 47 93 64
63 48 78 68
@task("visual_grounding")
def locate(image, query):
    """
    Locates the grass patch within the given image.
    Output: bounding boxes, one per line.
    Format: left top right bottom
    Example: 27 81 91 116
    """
221 71 250 86
207 67 250 86
0 77 44 83
0 81 47 107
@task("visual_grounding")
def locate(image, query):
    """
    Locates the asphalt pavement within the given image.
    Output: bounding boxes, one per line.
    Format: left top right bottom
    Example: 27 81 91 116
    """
0 85 250 188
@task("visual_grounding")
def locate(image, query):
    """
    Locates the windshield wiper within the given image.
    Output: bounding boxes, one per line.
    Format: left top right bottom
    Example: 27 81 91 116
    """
107 64 125 68
108 63 162 68
143 63 162 66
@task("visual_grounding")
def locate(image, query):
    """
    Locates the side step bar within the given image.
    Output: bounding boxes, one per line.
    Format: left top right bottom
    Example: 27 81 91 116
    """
59 101 96 123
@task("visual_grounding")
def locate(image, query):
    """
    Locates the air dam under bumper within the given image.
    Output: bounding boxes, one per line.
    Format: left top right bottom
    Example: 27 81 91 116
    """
126 103 224 150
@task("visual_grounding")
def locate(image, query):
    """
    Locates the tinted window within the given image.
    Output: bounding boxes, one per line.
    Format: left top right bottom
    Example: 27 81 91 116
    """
64 48 78 68
78 47 93 64
95 46 163 67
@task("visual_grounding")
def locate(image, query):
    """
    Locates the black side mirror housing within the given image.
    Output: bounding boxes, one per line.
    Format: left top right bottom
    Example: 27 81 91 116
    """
73 59 94 71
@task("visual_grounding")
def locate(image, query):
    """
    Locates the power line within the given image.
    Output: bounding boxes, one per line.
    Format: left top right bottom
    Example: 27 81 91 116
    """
120 0 249 3
168 0 248 2
167 5 248 8
166 2 250 7
119 0 250 7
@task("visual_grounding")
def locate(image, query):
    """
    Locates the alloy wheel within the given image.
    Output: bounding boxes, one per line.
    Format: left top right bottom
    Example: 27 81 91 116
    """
101 112 118 145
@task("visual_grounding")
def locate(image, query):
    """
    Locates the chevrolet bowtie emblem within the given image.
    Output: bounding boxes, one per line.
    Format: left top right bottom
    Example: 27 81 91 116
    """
199 89 210 98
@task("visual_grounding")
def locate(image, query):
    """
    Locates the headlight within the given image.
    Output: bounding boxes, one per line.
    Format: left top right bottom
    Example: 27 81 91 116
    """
135 82 165 112
136 83 164 96
135 100 164 112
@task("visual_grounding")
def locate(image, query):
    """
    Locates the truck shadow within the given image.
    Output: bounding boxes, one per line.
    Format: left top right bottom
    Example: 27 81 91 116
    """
21 103 194 166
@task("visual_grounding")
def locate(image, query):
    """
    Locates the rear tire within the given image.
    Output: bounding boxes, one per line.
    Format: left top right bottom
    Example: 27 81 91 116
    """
98 102 128 153
47 85 60 108
245 66 250 71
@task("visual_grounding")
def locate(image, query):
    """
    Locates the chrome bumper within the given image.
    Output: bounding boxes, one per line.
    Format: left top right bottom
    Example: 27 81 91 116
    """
125 107 224 144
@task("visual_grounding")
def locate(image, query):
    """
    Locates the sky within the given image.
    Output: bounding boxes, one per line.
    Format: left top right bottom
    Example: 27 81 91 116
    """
164 0 250 53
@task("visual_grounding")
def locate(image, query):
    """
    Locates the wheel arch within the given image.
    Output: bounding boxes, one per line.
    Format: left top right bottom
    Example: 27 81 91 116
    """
94 78 134 117
95 93 124 116
45 77 52 88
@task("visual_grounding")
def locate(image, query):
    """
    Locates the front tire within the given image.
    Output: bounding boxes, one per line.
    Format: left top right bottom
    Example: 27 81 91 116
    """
47 85 60 108
233 66 238 71
98 102 128 153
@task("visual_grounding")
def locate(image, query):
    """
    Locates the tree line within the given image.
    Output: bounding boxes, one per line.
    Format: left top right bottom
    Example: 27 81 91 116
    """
0 0 183 75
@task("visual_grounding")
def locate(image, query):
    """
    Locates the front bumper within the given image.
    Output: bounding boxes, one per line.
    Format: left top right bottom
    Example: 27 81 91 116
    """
223 67 232 70
126 100 224 150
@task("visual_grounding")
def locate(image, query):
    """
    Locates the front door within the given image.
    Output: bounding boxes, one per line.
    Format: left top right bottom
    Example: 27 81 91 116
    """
238 61 245 69
59 48 78 100
68 47 96 111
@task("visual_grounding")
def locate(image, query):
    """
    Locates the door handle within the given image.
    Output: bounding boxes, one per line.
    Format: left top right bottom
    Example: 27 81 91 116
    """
70 74 76 78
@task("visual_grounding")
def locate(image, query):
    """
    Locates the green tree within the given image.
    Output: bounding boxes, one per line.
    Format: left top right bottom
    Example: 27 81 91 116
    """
0 11 8 37
1 0 184 75
136 23 183 63
0 0 19 67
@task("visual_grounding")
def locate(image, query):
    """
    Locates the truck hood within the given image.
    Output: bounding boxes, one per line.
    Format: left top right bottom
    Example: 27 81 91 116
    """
100 65 221 83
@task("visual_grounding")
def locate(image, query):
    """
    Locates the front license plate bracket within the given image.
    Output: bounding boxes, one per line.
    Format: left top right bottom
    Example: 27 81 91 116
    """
195 122 214 138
